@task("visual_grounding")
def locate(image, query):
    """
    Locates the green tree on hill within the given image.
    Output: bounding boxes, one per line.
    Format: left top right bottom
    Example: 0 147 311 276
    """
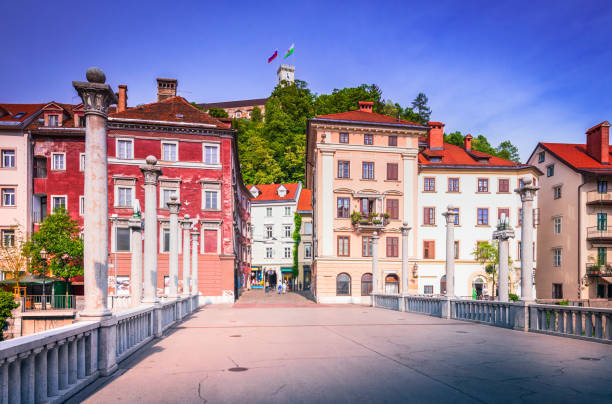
411 92 432 124
314 84 383 115
207 107 229 118
250 106 263 122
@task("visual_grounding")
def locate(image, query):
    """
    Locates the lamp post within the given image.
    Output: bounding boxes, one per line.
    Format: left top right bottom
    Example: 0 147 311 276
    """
40 248 47 310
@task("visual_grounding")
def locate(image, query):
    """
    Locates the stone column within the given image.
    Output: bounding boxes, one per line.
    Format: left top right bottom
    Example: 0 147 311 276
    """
73 67 117 319
320 150 335 256
140 156 162 303
402 152 417 257
129 218 143 307
371 232 380 294
515 177 538 301
493 216 515 302
167 195 181 299
400 223 411 294
191 230 200 298
442 206 459 297
181 216 192 297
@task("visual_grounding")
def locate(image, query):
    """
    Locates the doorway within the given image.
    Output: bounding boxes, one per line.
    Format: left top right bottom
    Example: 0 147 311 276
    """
473 277 485 299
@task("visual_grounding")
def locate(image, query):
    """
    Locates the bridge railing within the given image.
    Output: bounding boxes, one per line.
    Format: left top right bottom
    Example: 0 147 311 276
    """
372 294 401 311
107 295 131 311
529 304 612 343
404 295 443 317
114 306 155 362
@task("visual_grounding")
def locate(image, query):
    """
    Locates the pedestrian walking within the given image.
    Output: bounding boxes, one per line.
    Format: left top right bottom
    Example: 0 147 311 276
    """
282 281 287 294
278 281 282 294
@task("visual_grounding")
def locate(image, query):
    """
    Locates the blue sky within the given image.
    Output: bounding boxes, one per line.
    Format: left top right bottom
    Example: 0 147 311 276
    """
1 0 611 161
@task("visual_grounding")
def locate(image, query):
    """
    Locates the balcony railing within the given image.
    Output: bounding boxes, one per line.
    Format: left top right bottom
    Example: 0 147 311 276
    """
21 295 75 311
586 265 612 277
351 212 389 231
586 191 612 204
586 226 612 240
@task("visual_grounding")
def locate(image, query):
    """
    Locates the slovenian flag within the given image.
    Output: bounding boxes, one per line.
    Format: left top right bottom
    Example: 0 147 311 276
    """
284 44 294 58
267 50 278 63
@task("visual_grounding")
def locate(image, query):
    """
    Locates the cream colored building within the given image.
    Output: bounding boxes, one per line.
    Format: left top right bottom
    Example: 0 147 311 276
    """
528 121 612 302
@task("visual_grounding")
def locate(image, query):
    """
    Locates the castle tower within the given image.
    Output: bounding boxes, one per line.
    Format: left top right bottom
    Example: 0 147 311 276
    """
277 65 295 85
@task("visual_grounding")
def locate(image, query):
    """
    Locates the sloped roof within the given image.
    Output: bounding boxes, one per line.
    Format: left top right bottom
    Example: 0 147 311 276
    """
198 98 268 109
25 102 82 130
419 142 524 168
111 96 226 127
297 188 312 212
249 183 300 202
538 142 612 173
314 110 424 126
0 103 44 125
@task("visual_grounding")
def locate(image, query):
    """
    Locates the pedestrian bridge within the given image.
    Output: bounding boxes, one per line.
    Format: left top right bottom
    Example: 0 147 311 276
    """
1 294 611 403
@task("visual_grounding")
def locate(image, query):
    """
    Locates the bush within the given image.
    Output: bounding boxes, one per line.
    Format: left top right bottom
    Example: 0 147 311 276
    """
508 293 519 302
0 290 19 341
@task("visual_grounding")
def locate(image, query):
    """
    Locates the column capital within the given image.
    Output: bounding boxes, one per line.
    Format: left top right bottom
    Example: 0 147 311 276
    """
400 222 412 235
492 228 515 241
139 155 162 185
515 177 539 202
190 231 200 240
181 215 192 230
128 218 143 230
441 205 459 225
72 68 117 118
401 150 419 159
167 194 181 214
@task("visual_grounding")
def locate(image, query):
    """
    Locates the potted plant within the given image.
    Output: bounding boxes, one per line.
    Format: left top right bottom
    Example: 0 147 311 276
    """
373 219 382 225
350 211 361 225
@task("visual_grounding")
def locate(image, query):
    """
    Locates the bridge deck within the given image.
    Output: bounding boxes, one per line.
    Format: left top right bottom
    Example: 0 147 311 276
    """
76 303 612 403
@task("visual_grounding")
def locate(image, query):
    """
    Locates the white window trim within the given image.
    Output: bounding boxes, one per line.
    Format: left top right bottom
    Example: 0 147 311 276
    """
266 247 274 259
160 187 180 209
51 153 66 171
51 195 67 211
202 142 220 165
79 153 86 172
1 150 16 168
111 220 132 253
114 185 135 208
116 138 134 159
201 188 220 211
200 225 221 255
1 188 15 207
79 195 85 216
161 141 179 162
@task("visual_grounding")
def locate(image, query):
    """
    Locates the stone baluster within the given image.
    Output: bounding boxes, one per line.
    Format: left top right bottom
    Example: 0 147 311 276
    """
181 216 192 297
140 156 162 304
515 177 538 301
442 206 458 297
191 230 200 299
167 195 181 299
129 218 143 307
493 215 515 302
371 232 380 295
34 347 47 403
73 67 117 320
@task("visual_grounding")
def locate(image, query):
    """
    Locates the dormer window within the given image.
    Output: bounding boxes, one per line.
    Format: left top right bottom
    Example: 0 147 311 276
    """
250 186 260 198
48 115 59 127
277 185 287 197
12 112 25 119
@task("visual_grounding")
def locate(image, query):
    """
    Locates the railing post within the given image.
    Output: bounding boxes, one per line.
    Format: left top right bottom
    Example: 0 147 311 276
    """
98 318 118 376
181 217 192 303
46 343 59 397
440 296 451 319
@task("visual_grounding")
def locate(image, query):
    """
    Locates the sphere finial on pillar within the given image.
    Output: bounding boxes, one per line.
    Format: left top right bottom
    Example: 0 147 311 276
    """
86 67 106 84
146 155 157 165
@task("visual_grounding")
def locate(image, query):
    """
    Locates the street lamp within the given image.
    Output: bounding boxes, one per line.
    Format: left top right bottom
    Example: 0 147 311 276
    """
40 248 47 310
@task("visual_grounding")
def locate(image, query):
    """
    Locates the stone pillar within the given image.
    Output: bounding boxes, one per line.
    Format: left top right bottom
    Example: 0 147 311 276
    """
441 206 458 297
402 152 417 256
191 230 200 298
400 223 411 294
515 177 538 301
371 232 380 294
181 216 192 297
129 218 143 307
167 195 181 299
320 150 335 256
140 156 162 303
493 216 515 302
73 67 117 319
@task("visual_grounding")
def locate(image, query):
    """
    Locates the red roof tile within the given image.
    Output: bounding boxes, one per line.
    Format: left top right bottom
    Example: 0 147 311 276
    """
0 103 45 124
539 142 612 172
315 110 423 126
110 96 225 127
297 188 312 212
248 183 300 202
419 142 522 167
25 102 83 130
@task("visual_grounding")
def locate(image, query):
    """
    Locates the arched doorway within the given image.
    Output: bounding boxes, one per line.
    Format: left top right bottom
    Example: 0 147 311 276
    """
385 274 399 294
440 275 447 295
361 273 373 296
473 276 486 300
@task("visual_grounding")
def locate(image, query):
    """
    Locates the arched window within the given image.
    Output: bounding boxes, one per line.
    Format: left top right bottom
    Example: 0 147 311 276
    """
361 273 372 296
473 276 486 299
440 275 447 295
336 273 351 296
385 274 399 294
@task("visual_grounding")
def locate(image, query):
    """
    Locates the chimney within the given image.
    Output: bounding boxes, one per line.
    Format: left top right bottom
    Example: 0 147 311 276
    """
156 78 178 102
427 121 445 150
464 134 473 151
586 121 611 164
117 85 128 113
358 101 373 113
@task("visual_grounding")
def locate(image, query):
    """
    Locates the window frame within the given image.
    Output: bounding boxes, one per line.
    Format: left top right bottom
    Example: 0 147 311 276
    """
51 153 66 171
362 236 372 257
553 248 562 267
364 134 373 145
337 197 350 218
448 177 459 193
477 178 489 193
284 225 292 238
386 199 399 220
553 217 562 235
266 207 273 217
304 242 312 259
203 189 220 211
423 207 435 225
546 164 554 177
386 236 399 257
498 178 510 193
339 132 349 144
423 240 435 259
34 156 47 178
161 141 179 162
115 186 134 208
116 138 134 159
203 143 220 165
266 247 273 258
1 188 15 207
538 151 545 163
79 195 85 216
79 153 86 172
552 283 563 299
337 236 350 257
361 273 373 296
388 135 398 147
362 162 375 180
1 229 15 248
337 161 350 179
265 225 273 239
336 273 351 296
477 208 489 226
115 226 131 252
386 163 398 181
423 177 436 192
284 246 291 259
51 195 67 212
159 187 179 209
1 150 15 169
553 185 562 199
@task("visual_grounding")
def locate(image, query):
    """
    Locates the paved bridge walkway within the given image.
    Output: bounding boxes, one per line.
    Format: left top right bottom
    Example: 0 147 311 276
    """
73 304 612 403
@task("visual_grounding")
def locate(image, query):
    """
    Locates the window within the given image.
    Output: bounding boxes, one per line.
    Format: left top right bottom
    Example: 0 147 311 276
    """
362 162 374 179
203 229 218 253
265 226 273 239
546 165 554 177
361 273 373 296
162 142 178 162
423 240 435 259
266 207 272 217
454 241 459 259
51 153 65 170
553 186 562 199
1 150 15 168
1 189 15 207
554 217 562 235
266 247 273 258
597 212 607 231
538 151 545 163
161 189 177 208
477 178 489 193
284 247 291 258
34 157 47 178
477 208 489 225
518 241 522 260
116 139 133 159
385 274 399 294
364 134 373 145
339 132 349 143
386 199 399 219
48 115 59 127
204 145 219 164
204 190 219 210
598 247 607 266
52 196 66 211
498 208 510 222
424 177 435 192
336 273 351 295
116 227 130 252
424 285 434 295
78 115 86 127
386 237 399 257
284 225 292 238
386 163 398 180
598 180 608 194
2 230 15 247
304 222 313 235
337 236 350 256
162 229 171 252
79 196 85 216
338 161 350 178
552 283 563 299
451 208 459 225
117 187 132 207
337 197 350 218
498 179 509 193
553 248 562 267
12 112 25 119
388 136 397 147
448 178 459 192
304 243 312 258
79 154 86 172
284 207 291 216
362 236 372 257
423 207 435 225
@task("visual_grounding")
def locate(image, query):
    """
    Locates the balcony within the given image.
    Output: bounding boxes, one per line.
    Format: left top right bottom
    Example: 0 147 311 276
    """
586 265 612 277
586 191 612 205
586 226 612 242
351 212 389 232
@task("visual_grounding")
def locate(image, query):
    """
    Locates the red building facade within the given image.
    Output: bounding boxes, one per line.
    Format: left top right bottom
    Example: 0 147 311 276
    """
29 96 251 303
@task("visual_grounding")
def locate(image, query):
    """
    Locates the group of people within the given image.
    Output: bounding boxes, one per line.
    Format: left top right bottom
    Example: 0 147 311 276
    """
277 281 288 294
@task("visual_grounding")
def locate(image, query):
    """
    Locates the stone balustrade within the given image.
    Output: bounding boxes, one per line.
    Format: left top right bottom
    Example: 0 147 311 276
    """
403 295 443 317
0 299 198 403
372 294 400 311
107 295 131 311
529 304 612 342
452 300 526 329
